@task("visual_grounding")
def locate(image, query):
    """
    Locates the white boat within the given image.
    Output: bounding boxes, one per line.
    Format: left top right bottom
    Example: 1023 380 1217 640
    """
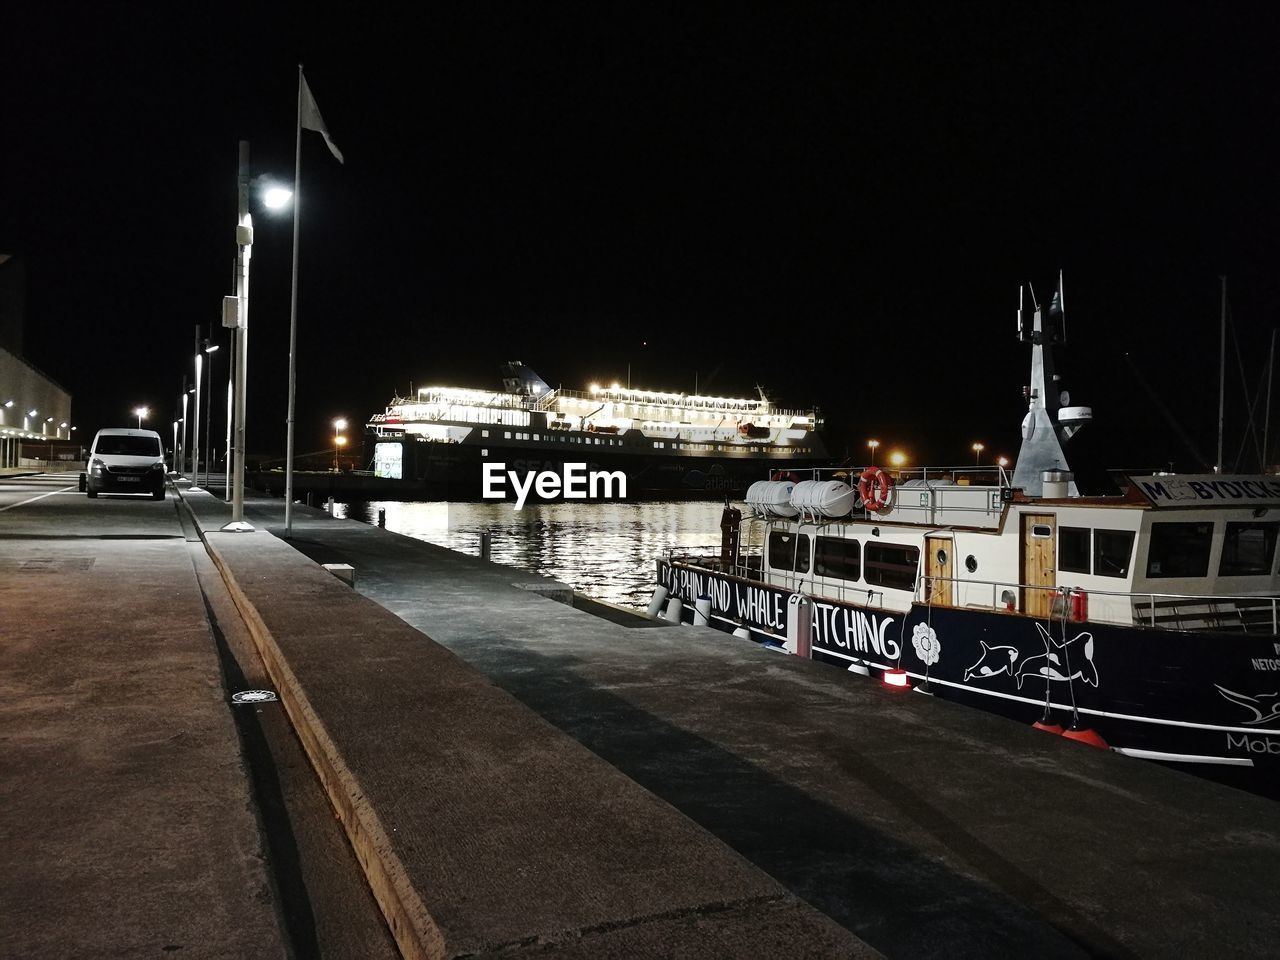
657 278 1280 779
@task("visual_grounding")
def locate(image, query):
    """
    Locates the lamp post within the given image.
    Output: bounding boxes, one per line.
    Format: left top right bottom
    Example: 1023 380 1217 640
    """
972 442 984 466
192 331 203 487
333 418 347 473
172 420 180 473
204 340 219 488
134 406 149 430
224 140 255 532
867 439 880 464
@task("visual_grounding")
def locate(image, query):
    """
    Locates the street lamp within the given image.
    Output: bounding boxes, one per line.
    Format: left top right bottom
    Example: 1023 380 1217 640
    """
134 406 149 429
996 456 1009 468
333 418 347 473
867 439 880 464
192 343 203 487
172 420 180 473
972 442 984 465
203 341 220 489
224 147 291 532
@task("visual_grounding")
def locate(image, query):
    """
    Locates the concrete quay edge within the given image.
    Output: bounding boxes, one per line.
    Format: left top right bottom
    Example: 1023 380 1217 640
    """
178 490 877 958
196 522 447 960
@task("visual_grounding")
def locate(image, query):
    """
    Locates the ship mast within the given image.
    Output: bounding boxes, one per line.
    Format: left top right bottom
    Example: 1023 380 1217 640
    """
1011 274 1088 497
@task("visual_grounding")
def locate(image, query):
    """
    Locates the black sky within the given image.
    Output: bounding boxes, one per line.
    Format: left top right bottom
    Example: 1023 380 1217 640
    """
3 3 1278 470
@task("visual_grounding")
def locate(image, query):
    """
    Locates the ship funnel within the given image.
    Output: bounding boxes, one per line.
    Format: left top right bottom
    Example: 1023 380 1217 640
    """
1041 470 1073 498
501 361 553 397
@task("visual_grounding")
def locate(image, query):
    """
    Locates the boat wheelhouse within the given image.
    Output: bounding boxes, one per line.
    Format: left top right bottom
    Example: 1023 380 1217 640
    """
656 279 1280 776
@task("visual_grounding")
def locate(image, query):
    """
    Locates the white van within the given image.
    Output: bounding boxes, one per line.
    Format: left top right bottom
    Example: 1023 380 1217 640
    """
86 428 167 500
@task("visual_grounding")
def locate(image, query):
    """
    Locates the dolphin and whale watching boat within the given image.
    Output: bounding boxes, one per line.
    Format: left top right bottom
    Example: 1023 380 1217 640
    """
655 277 1280 782
365 363 828 497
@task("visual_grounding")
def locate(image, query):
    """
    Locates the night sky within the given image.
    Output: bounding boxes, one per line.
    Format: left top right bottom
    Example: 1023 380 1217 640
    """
4 4 1278 472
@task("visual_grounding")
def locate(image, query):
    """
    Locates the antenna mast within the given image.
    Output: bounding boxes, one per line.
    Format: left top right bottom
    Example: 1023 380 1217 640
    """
1217 276 1226 474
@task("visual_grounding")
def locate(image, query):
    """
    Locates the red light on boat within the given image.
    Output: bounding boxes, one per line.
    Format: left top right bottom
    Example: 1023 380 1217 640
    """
883 669 910 688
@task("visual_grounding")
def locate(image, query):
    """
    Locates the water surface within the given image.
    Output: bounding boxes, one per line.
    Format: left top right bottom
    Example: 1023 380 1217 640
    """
334 500 727 609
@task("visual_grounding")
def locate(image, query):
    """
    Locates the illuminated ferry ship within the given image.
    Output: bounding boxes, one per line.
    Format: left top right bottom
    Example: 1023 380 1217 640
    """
365 363 827 496
656 277 1280 783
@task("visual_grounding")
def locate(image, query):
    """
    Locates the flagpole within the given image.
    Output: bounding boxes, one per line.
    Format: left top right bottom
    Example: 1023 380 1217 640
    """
285 64 303 537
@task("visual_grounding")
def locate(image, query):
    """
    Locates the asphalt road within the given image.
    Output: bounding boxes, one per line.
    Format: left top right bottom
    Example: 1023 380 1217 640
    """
0 472 396 960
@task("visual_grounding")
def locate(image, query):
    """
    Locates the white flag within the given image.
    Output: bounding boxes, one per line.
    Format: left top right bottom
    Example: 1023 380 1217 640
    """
300 73 344 164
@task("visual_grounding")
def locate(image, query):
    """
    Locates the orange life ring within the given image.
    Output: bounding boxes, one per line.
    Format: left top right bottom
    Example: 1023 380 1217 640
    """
858 466 893 511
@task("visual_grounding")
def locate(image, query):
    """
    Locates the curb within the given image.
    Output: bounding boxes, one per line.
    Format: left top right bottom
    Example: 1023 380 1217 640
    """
178 492 446 960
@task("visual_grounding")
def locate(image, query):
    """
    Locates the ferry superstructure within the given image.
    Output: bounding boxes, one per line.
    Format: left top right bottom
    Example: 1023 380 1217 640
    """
366 363 827 495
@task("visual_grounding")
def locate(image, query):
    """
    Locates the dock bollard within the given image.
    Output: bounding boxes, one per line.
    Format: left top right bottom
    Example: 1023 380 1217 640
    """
662 596 684 624
377 508 386 528
786 594 813 658
479 529 492 561
646 586 669 619
306 492 313 507
694 595 712 627
326 496 334 514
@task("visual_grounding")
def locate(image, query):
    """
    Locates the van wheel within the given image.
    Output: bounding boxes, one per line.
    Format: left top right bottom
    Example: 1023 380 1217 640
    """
152 487 166 501
86 488 98 499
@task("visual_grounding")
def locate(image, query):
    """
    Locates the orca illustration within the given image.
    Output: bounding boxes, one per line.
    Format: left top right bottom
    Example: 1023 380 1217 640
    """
1015 624 1099 689
1214 685 1280 726
963 641 1018 682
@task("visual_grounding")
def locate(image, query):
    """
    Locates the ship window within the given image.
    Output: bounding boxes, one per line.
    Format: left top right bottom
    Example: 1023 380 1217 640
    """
1059 526 1091 574
1219 522 1279 577
482 430 489 438
504 432 511 439
864 543 919 591
534 434 540 441
1146 521 1213 578
768 531 811 573
815 537 860 581
1094 529 1135 578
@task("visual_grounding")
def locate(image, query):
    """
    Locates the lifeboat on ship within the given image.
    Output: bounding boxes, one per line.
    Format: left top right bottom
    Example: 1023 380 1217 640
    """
738 422 771 439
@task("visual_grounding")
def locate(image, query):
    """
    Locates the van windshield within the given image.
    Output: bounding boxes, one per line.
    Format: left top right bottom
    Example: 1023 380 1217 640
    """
96 436 161 457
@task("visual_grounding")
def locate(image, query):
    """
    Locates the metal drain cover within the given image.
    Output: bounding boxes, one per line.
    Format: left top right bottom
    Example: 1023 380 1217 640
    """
231 690 278 704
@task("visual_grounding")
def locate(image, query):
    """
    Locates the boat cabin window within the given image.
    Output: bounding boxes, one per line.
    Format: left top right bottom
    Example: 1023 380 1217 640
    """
1146 521 1213 578
1094 529 1135 577
1059 527 1091 574
1219 521 1280 577
768 531 811 574
815 536 860 581
864 543 919 591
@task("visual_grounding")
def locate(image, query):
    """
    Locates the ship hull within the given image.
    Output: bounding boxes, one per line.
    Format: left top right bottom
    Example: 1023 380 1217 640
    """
657 558 1280 779
366 436 830 498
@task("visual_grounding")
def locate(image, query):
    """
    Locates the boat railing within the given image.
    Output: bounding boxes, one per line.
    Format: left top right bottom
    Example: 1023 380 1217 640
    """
664 552 1280 633
553 387 813 419
917 574 1280 633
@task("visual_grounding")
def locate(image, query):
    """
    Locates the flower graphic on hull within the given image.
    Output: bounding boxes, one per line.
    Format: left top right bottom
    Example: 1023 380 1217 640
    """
911 623 941 666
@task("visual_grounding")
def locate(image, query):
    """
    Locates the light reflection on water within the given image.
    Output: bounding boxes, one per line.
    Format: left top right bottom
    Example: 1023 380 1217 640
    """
332 500 727 609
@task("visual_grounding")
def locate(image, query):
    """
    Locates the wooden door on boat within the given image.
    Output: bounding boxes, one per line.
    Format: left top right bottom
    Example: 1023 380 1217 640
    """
1021 513 1057 617
924 536 953 606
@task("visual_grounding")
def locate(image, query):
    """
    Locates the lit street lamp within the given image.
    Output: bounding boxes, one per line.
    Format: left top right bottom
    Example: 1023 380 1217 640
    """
867 439 880 464
333 418 347 473
972 442 985 465
192 337 203 487
172 420 180 473
203 341 220 489
134 406 149 429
